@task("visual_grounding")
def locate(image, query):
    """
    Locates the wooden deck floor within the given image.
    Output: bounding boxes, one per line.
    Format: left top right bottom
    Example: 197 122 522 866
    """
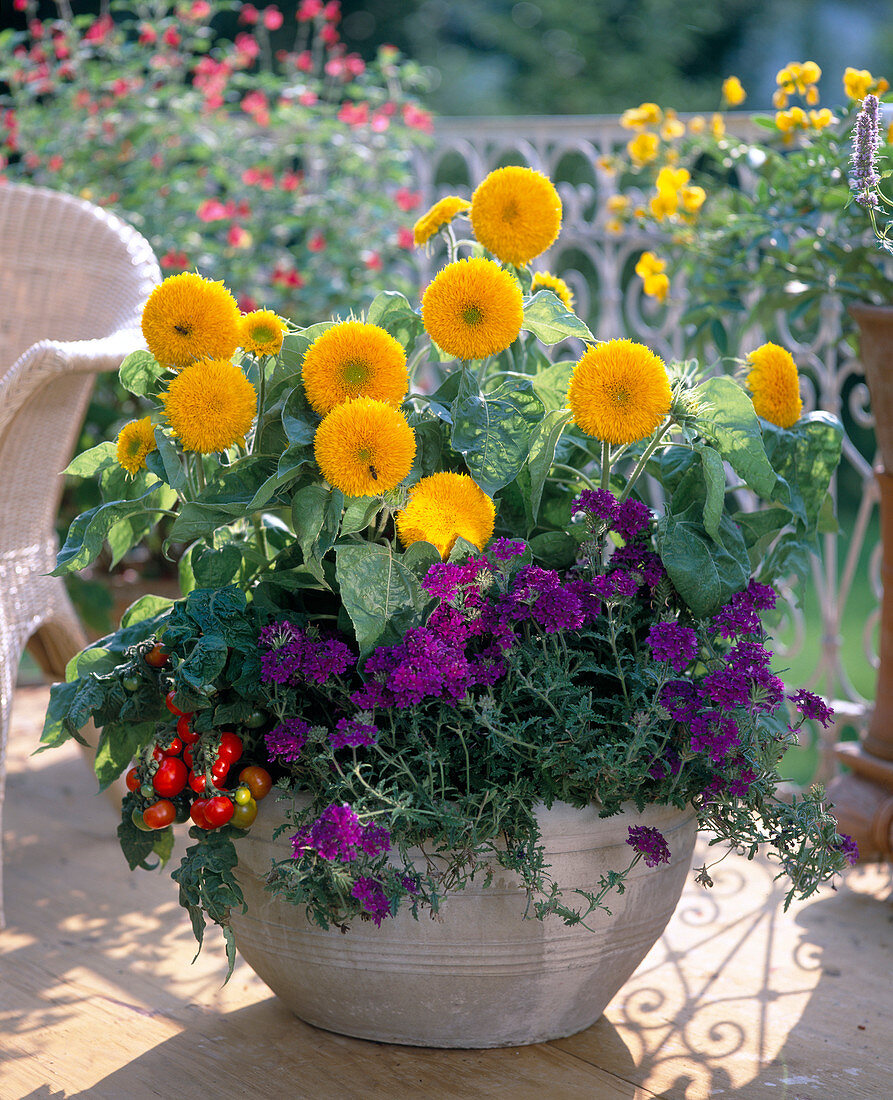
2 684 891 1100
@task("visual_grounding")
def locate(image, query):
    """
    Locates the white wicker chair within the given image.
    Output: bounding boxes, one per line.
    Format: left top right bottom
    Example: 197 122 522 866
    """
0 184 160 926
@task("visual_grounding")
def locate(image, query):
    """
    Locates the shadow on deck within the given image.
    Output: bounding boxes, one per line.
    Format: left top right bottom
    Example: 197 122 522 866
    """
2 685 890 1100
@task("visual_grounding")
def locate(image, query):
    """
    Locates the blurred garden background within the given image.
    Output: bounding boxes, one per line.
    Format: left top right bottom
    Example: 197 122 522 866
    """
2 0 888 783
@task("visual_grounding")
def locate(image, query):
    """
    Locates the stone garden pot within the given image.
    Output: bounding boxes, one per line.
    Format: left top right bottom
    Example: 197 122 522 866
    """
230 793 698 1048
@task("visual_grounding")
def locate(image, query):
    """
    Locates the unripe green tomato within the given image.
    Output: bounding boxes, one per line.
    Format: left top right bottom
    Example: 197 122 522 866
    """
122 675 141 692
140 783 155 800
173 800 192 824
231 797 258 829
234 785 252 806
131 807 153 832
244 709 267 729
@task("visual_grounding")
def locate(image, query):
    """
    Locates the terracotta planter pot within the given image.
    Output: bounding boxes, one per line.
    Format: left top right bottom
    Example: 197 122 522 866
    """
230 794 698 1048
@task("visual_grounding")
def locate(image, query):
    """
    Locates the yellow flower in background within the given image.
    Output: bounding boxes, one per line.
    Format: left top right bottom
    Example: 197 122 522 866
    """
887 121 893 145
843 67 889 101
627 131 660 166
531 271 575 310
681 185 707 214
688 115 707 135
313 398 416 497
413 195 471 247
396 472 496 559
301 321 408 416
650 190 677 220
606 195 630 215
776 106 809 142
620 102 662 130
116 416 157 476
161 358 257 453
746 343 803 429
711 113 726 139
421 257 524 361
568 339 672 446
774 61 821 108
660 109 686 140
240 309 287 357
469 166 562 266
141 272 242 370
809 108 835 131
722 76 746 106
634 251 670 303
596 155 617 175
656 166 690 192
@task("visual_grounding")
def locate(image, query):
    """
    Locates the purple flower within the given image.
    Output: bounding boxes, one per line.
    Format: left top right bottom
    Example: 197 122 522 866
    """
726 640 772 674
265 718 309 764
614 498 652 541
711 580 777 640
788 689 834 729
351 876 392 926
836 833 859 866
626 825 671 867
851 93 881 207
647 622 698 673
293 803 364 862
690 713 740 763
701 668 751 709
401 874 420 894
488 537 527 562
572 488 620 526
258 621 353 686
660 679 702 723
359 822 391 857
330 718 378 750
746 580 777 611
422 560 484 602
509 566 585 632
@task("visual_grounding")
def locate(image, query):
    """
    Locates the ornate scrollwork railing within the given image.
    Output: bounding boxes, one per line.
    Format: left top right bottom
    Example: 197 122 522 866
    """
415 114 879 785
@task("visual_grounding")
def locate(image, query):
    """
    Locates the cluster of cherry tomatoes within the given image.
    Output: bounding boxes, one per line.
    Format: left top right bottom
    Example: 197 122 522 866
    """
126 683 272 834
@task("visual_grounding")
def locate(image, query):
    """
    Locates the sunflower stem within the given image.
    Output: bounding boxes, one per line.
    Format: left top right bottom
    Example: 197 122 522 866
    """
252 355 268 456
619 418 674 501
600 440 611 490
253 514 269 559
550 464 599 491
194 455 206 494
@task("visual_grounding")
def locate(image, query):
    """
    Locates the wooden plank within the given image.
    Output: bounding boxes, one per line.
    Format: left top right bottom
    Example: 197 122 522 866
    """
2 685 891 1099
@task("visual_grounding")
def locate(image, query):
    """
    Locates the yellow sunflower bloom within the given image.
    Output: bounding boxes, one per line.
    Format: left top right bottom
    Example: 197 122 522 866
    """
314 398 416 497
531 271 575 310
396 472 496 560
160 358 257 453
301 321 408 416
745 343 803 429
469 166 562 266
115 416 157 476
413 195 471 247
567 339 671 446
240 309 287 357
141 272 242 370
421 257 524 361
722 76 746 106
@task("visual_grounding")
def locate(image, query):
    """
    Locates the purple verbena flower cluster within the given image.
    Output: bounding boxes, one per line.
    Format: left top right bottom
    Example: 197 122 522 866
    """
788 689 834 729
647 621 698 673
259 621 353 685
851 93 881 208
836 833 859 866
626 825 671 867
711 580 776 640
292 802 392 864
265 718 310 763
351 876 392 926
330 718 378 750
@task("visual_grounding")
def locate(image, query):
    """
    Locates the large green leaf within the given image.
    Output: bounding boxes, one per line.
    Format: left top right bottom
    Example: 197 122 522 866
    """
762 412 843 535
54 483 170 575
335 543 422 654
341 496 381 536
282 386 318 446
521 290 595 345
149 427 188 493
450 375 545 495
119 350 165 397
169 457 276 542
695 443 726 539
94 720 157 790
527 408 573 520
693 376 783 502
62 440 118 479
366 290 425 346
531 360 574 412
178 634 229 695
657 503 751 617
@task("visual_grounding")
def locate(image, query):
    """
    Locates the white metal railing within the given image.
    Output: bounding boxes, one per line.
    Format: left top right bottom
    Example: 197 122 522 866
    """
416 114 879 784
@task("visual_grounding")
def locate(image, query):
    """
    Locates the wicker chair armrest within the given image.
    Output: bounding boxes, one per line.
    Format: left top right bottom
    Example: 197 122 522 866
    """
0 329 142 440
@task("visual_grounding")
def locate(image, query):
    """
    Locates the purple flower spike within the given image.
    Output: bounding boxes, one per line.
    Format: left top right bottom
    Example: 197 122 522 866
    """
351 876 393 926
626 825 671 867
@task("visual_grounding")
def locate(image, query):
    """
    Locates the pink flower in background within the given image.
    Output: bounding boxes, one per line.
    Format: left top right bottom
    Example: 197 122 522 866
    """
238 294 259 313
162 26 181 48
397 227 414 250
197 198 229 222
403 103 433 133
280 170 302 191
161 250 189 269
363 250 382 271
228 224 252 248
263 7 284 30
239 4 259 24
395 188 422 212
138 23 158 44
320 23 338 46
297 0 323 20
308 232 327 252
298 90 317 106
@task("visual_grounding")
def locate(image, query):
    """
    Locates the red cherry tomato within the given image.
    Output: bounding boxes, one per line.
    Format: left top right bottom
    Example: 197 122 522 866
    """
216 731 243 764
143 800 176 829
153 757 188 798
183 746 194 769
177 715 199 744
188 772 208 794
162 737 183 757
204 795 235 827
165 690 192 717
125 767 140 793
211 759 230 783
151 746 165 762
144 643 170 668
238 765 273 801
190 800 212 829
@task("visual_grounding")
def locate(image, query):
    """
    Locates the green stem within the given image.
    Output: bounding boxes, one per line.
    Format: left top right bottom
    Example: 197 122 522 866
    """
551 463 599 491
252 355 268 456
600 440 611 490
252 514 269 558
619 419 674 501
193 454 206 494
